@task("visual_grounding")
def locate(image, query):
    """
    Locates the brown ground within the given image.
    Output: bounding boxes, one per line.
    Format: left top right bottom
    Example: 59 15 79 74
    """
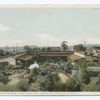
58 73 69 83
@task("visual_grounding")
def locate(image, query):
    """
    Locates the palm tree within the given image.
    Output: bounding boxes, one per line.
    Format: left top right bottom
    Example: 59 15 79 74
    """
61 41 68 51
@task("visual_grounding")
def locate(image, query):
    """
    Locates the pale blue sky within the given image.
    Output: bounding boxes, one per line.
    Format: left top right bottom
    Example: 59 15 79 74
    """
0 7 100 46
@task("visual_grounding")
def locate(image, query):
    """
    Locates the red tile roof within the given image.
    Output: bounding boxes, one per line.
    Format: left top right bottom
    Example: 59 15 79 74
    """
38 51 74 57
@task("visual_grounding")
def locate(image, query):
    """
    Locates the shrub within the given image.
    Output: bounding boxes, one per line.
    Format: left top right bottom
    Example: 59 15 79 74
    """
0 72 9 84
0 83 20 91
83 77 100 91
54 77 77 91
29 68 40 83
18 79 29 91
29 82 42 91
41 73 60 91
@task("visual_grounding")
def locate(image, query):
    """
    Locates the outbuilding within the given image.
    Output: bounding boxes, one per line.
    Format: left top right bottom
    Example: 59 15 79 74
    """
15 53 33 68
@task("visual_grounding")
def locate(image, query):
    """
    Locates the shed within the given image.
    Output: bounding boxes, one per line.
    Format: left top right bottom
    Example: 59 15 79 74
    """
69 54 84 61
15 53 33 67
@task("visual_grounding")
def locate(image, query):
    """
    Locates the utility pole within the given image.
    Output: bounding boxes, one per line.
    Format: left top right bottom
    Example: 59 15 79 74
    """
16 43 18 52
83 41 87 47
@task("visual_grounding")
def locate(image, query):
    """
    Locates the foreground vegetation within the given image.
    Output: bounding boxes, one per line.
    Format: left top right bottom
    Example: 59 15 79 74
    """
0 58 100 92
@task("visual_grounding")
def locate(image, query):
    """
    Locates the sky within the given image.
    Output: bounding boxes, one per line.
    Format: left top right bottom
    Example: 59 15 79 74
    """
0 7 100 47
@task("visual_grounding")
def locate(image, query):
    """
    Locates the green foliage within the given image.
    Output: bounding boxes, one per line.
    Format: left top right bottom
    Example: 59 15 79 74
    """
41 72 77 91
91 46 100 50
83 77 100 91
76 59 91 69
71 59 91 91
24 45 32 52
41 73 60 91
46 47 51 51
31 68 40 76
29 68 40 83
0 50 10 56
41 47 46 52
61 43 68 51
0 72 9 84
61 41 68 51
76 67 90 84
0 49 4 56
73 44 86 51
55 77 76 91
42 62 49 68
0 84 20 91
29 82 43 91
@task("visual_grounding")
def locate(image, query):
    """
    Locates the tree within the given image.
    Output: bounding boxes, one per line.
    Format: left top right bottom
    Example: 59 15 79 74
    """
73 44 86 52
47 47 51 51
91 46 100 50
0 49 4 56
71 59 91 91
41 47 46 52
61 41 68 51
24 45 32 52
74 59 90 85
75 67 90 84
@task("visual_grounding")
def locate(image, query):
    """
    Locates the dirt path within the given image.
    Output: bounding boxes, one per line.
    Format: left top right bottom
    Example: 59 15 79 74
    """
8 71 26 86
8 77 20 85
58 73 69 83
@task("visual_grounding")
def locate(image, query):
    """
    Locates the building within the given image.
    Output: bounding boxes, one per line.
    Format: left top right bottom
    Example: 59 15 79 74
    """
68 52 85 62
15 53 33 68
86 47 100 58
37 51 74 62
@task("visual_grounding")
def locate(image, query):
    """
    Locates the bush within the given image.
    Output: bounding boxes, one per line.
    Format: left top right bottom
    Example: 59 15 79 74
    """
83 77 100 91
75 67 90 84
29 82 42 91
0 83 20 91
31 68 40 76
18 79 29 91
0 72 9 84
73 44 86 51
29 68 40 83
2 76 9 84
41 73 60 91
55 77 77 91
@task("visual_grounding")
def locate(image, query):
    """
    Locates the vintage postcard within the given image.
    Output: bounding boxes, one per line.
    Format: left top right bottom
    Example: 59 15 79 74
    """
0 4 100 96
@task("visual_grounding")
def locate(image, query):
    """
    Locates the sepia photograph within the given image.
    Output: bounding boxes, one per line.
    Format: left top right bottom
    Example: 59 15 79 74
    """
0 4 100 95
